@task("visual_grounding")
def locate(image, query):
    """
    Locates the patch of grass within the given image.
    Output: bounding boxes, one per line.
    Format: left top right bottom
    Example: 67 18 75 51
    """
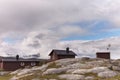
41 74 58 79
47 62 61 69
19 75 38 80
97 75 120 80
18 66 66 80
41 74 66 80
0 74 12 80
19 71 66 80
86 74 120 80
84 72 101 80
0 69 4 71
39 60 49 66
84 72 97 77
18 70 42 80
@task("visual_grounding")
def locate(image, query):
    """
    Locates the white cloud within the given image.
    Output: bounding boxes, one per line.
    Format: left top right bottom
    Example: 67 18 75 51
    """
1 33 120 59
0 0 120 59
0 0 120 34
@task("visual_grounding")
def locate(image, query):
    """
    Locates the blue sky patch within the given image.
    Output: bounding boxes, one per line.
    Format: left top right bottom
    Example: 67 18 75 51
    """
62 20 119 41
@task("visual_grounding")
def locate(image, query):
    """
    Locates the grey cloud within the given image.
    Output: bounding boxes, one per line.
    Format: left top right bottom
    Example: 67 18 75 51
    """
27 40 41 48
0 0 102 34
0 0 119 35
35 33 45 39
0 0 120 58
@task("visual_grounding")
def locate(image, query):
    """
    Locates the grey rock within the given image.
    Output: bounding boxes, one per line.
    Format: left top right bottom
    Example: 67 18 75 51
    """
81 57 90 61
66 69 77 73
58 74 85 80
32 78 40 80
0 71 9 76
49 79 57 80
31 63 49 72
55 58 81 67
85 76 94 80
112 66 120 71
90 67 109 73
98 71 117 78
66 63 91 69
43 68 68 75
72 69 91 74
86 60 105 67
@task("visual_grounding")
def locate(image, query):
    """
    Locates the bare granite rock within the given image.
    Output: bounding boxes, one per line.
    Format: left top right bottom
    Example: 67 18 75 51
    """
49 79 57 80
31 63 49 72
55 58 81 67
86 60 105 67
81 57 90 61
58 74 85 80
72 69 91 74
66 69 77 73
89 67 109 73
0 71 9 76
9 58 120 80
17 68 32 76
10 69 22 75
10 73 33 80
85 76 94 80
112 66 120 71
43 68 68 75
66 63 91 69
98 71 118 78
32 78 40 80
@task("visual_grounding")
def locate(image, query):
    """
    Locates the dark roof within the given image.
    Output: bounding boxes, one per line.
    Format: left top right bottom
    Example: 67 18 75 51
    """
49 49 77 56
0 57 40 62
96 52 110 54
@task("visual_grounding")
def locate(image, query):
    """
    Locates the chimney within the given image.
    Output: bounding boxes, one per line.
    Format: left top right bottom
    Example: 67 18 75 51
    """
16 54 19 61
66 47 69 53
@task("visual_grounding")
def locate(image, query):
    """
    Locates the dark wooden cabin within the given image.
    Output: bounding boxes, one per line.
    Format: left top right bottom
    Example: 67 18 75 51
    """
0 56 40 71
96 52 110 59
49 47 77 61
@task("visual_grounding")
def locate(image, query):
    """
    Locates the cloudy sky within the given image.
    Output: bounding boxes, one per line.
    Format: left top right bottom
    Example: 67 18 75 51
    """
0 0 120 59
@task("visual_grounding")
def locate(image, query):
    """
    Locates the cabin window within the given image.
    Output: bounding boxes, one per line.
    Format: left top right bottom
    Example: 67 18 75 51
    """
31 62 36 66
20 62 25 66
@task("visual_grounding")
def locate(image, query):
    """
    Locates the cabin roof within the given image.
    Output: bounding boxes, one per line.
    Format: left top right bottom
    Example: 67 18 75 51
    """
49 49 77 56
0 57 40 62
96 52 110 54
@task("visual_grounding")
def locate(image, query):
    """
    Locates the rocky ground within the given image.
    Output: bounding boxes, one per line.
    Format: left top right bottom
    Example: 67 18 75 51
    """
1 58 120 80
